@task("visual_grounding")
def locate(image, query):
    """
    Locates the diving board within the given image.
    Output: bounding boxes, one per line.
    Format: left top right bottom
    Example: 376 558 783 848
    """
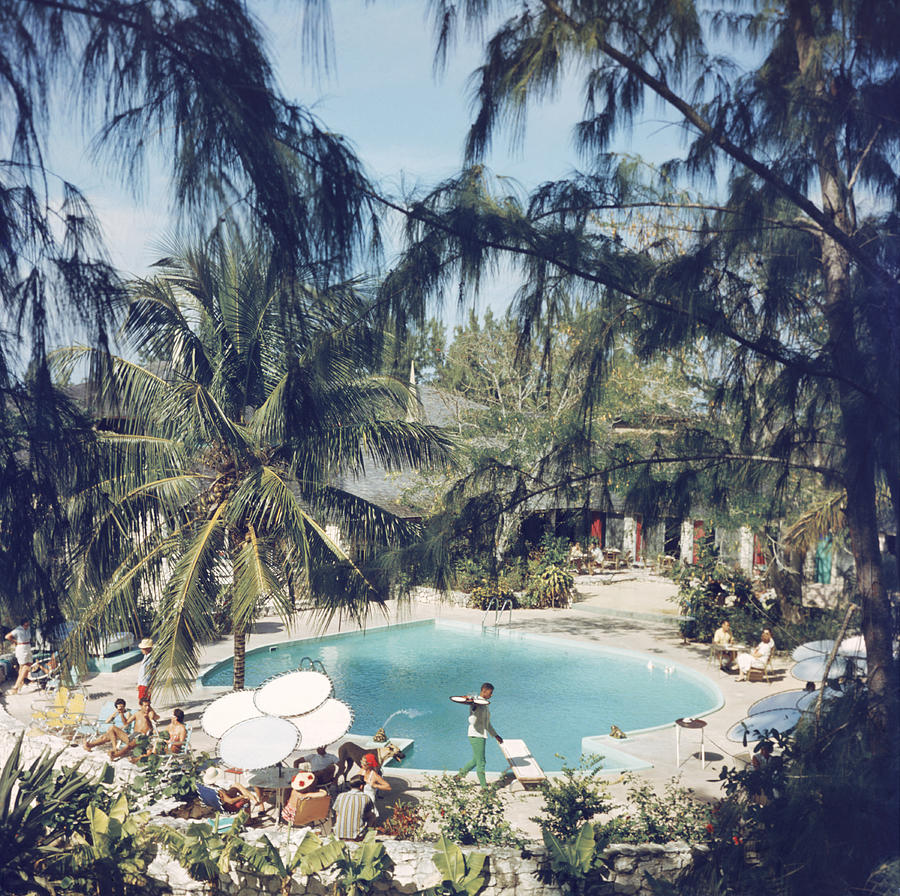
500 738 546 789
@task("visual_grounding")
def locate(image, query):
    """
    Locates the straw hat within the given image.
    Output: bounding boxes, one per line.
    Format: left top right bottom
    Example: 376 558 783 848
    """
138 638 154 650
202 766 227 787
291 771 316 792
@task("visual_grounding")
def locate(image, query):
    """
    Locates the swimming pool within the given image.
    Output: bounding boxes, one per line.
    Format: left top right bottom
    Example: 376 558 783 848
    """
200 620 721 773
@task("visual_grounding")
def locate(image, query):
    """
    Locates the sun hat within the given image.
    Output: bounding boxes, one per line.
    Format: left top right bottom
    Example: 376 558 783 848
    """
138 638 154 649
202 766 227 787
291 771 316 792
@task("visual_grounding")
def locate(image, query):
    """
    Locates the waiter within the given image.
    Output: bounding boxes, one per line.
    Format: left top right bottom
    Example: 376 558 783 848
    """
137 637 154 703
5 619 33 694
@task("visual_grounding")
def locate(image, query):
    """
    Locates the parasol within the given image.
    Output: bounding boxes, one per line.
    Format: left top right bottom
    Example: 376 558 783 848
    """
796 686 843 712
791 640 835 663
254 669 332 717
791 655 867 682
287 698 353 749
726 708 802 743
838 635 866 658
217 716 300 771
747 689 809 716
201 689 263 738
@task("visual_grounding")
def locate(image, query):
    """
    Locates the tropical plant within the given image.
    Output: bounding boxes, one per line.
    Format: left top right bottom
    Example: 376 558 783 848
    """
540 822 607 896
0 734 109 895
331 830 394 896
58 795 158 896
423 835 488 896
422 774 524 847
236 828 345 896
56 230 451 691
524 564 574 609
128 750 210 808
466 580 519 611
531 754 612 840
157 817 249 895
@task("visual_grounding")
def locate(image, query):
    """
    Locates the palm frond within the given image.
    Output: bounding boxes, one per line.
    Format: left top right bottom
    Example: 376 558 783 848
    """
783 493 847 552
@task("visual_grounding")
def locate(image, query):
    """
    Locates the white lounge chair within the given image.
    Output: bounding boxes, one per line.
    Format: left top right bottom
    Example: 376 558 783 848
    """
500 738 546 789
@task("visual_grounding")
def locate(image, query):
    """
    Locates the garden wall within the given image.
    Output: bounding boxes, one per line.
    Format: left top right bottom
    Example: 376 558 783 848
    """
0 708 703 896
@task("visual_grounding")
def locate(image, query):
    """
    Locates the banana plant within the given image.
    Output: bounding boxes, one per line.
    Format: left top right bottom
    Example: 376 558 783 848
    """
62 794 157 895
238 829 345 896
331 830 393 896
156 816 248 895
426 834 488 896
542 822 606 896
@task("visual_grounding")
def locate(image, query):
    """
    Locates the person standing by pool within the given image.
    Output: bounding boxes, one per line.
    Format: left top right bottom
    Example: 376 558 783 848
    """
5 619 33 694
457 682 503 787
136 638 154 703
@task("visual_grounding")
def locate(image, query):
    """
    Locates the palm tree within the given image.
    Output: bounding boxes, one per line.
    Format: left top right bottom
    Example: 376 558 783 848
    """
57 230 451 692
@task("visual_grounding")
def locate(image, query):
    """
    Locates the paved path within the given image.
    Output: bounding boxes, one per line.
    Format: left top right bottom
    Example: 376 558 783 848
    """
2 572 790 842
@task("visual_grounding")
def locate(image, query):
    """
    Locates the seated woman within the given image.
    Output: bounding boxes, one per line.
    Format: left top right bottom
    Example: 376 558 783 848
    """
737 629 776 681
360 753 390 817
281 769 328 826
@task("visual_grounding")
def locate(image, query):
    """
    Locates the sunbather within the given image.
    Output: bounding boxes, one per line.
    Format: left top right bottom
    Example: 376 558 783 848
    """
84 697 158 758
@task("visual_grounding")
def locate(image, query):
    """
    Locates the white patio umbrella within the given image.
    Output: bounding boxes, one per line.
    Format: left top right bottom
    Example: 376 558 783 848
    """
838 635 866 658
748 689 809 716
791 640 835 663
201 689 263 738
727 708 802 744
287 698 353 749
254 669 332 717
217 716 300 771
791 655 867 682
796 686 844 712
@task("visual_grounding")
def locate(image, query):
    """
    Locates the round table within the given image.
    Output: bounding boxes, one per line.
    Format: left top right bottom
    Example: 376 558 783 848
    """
675 717 707 768
247 766 293 819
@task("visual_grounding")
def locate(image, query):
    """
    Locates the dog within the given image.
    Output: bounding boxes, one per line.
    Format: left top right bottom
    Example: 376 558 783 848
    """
336 740 406 783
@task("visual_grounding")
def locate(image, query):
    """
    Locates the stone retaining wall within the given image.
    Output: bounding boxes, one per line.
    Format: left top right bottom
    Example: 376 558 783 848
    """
0 708 701 896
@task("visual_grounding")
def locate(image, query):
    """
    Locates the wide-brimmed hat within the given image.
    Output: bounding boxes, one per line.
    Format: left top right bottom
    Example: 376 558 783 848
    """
138 638 154 649
202 766 227 787
291 771 316 792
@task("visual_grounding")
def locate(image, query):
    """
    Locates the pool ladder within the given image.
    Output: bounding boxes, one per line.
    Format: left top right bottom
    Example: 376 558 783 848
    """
482 599 513 631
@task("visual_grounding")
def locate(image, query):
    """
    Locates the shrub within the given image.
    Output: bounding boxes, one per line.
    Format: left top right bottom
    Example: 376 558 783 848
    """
378 801 425 839
466 580 519 611
524 564 574 608
422 774 524 847
128 751 211 807
531 754 612 840
594 775 714 847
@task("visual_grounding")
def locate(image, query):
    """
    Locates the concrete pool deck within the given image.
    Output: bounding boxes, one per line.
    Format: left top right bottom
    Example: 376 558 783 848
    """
1 572 788 841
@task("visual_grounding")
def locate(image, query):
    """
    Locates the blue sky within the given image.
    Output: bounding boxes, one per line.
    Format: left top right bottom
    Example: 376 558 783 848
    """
46 0 686 322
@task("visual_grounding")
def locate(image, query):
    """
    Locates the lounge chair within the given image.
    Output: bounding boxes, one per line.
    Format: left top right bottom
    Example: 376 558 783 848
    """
286 792 332 831
30 686 70 732
499 738 546 789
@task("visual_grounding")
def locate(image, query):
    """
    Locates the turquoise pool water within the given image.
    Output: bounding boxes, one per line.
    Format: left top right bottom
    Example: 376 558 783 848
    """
201 621 720 773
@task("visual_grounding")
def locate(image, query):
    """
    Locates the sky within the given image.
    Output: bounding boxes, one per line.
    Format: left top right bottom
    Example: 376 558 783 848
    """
46 0 686 324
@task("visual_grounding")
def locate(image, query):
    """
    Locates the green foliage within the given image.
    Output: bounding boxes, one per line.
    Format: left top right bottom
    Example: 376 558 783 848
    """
128 750 210 806
453 556 493 592
158 817 248 889
531 754 612 840
674 684 900 896
236 828 345 896
0 734 110 896
541 822 608 896
466 579 519 611
378 800 425 839
59 795 157 896
426 835 488 896
671 540 758 642
331 830 394 896
594 776 713 847
423 774 524 847
524 564 574 609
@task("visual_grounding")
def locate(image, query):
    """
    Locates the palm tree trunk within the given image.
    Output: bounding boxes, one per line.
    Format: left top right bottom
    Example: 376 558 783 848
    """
233 626 247 690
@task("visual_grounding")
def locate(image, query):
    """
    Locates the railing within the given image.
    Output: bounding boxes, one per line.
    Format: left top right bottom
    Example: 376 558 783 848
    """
481 599 513 630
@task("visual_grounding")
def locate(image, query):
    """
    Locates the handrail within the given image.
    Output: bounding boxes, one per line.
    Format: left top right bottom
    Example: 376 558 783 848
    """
481 598 513 629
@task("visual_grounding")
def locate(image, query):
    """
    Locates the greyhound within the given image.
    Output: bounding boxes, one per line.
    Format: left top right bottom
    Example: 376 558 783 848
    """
336 740 405 783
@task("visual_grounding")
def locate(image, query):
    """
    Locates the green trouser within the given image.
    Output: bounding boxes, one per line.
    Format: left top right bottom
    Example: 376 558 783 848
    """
459 735 488 786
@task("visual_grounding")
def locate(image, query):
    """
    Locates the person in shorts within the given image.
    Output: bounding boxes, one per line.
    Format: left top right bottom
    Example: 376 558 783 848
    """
5 619 33 694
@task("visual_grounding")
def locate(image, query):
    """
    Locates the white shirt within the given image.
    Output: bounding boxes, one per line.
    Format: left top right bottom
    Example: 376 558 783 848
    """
138 652 153 687
467 702 498 739
306 751 338 772
9 625 30 645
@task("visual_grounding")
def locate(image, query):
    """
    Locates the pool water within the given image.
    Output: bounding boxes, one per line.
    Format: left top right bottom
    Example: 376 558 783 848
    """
201 620 720 773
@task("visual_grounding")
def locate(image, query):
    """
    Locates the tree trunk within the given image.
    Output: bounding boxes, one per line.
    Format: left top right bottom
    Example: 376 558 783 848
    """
233 627 247 690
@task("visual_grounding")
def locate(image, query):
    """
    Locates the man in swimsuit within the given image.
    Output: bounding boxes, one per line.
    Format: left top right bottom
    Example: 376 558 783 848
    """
85 697 158 758
457 682 503 787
